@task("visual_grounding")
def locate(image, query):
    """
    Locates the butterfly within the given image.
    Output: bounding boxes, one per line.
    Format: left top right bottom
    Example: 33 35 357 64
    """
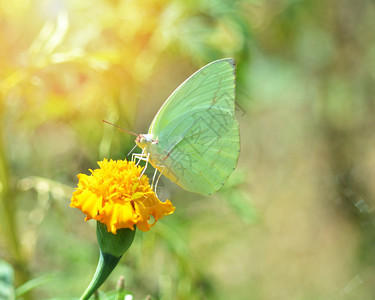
133 58 240 196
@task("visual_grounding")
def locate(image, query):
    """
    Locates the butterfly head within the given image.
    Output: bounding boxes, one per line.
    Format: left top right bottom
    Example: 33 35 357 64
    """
135 134 157 149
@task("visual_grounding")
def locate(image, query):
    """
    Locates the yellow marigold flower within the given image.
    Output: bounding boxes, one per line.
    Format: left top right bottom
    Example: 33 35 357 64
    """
70 159 175 233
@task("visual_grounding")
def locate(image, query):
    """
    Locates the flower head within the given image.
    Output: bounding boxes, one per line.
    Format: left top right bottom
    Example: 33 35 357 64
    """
70 159 174 233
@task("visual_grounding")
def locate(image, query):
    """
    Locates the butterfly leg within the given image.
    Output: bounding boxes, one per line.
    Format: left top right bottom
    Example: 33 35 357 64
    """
127 144 138 158
153 165 165 196
151 168 158 189
132 149 146 166
139 153 150 178
131 151 151 179
150 166 165 198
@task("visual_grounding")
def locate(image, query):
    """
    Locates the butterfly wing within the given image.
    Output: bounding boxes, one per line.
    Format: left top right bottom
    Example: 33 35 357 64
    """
147 58 240 195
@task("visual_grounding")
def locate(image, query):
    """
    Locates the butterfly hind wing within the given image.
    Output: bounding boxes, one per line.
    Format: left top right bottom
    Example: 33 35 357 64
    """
159 110 239 195
148 58 240 195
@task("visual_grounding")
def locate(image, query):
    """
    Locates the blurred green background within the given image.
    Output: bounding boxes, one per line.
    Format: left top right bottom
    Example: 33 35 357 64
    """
1 0 375 299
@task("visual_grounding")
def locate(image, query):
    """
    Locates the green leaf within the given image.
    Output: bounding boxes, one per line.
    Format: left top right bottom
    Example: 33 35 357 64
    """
15 273 56 297
0 260 15 300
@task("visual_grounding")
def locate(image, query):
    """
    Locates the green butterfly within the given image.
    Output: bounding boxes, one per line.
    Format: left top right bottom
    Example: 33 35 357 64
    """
135 58 240 196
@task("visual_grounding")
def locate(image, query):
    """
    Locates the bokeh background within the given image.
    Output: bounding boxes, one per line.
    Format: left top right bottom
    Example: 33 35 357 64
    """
1 0 375 299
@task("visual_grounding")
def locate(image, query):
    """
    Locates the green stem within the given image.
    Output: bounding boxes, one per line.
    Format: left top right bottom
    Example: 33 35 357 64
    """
80 251 121 300
0 120 18 259
80 222 136 299
0 104 30 291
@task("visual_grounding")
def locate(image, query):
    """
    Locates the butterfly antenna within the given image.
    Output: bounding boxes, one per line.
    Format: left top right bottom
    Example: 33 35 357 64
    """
102 120 138 136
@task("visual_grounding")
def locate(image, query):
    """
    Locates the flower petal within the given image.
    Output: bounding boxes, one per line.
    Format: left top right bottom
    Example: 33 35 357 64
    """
70 159 175 233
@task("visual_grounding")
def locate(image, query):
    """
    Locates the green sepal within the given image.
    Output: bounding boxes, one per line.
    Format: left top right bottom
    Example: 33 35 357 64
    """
96 221 136 257
80 222 136 300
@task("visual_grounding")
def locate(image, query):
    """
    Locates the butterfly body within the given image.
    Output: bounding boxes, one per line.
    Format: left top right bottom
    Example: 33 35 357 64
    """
136 58 240 195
